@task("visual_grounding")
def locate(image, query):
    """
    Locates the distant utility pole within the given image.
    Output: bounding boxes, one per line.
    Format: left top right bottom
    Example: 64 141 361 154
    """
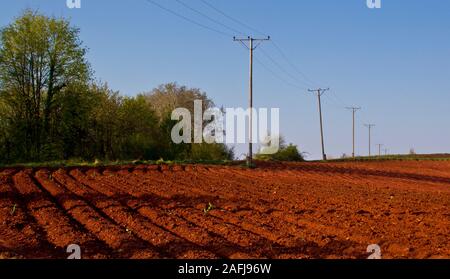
346 107 361 158
364 124 376 157
376 144 384 156
234 36 270 166
384 148 389 156
309 88 330 161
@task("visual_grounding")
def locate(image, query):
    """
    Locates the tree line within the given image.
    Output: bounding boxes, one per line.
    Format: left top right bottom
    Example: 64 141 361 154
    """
0 11 233 164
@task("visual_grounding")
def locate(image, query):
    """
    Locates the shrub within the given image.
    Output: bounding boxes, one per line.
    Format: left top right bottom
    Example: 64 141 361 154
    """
256 143 304 162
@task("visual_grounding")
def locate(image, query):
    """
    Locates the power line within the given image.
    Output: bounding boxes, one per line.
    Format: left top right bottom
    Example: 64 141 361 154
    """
328 90 348 107
174 0 245 36
144 0 233 37
199 0 267 36
145 1 307 93
198 0 318 90
147 0 321 99
322 93 345 109
333 91 348 106
253 55 307 90
271 41 319 87
259 46 313 88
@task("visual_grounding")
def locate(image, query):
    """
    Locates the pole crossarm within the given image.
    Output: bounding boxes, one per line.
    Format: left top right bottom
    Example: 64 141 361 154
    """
308 88 330 96
346 107 361 112
233 36 271 50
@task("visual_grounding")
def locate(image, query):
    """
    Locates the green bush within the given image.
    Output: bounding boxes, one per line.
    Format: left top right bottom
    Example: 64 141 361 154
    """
190 143 234 161
256 143 304 162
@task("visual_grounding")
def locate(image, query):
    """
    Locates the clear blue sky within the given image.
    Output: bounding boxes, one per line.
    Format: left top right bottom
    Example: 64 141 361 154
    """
1 0 449 159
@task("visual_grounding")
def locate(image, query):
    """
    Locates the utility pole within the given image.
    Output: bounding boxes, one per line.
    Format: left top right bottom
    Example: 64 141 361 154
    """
346 107 361 158
309 88 330 161
384 148 389 156
234 36 270 167
364 124 376 157
376 144 384 157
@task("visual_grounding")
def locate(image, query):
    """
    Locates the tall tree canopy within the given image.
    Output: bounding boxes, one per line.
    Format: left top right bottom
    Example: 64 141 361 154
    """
0 10 90 161
144 83 233 161
144 83 214 122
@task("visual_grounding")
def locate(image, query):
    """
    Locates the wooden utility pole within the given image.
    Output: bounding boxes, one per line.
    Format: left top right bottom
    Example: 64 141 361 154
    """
309 88 330 161
376 144 383 156
364 124 376 157
234 36 270 166
346 107 361 158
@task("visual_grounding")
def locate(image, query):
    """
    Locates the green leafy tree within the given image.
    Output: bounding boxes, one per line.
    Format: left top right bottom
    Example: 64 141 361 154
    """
87 83 122 160
144 82 214 122
144 83 233 161
0 10 90 161
54 82 95 160
118 95 159 159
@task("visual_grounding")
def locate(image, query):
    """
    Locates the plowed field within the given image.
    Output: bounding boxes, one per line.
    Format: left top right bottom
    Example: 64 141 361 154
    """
1 161 449 259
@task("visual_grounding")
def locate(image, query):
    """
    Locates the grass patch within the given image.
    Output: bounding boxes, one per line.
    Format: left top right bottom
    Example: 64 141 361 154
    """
3 154 450 169
325 154 450 162
0 158 236 169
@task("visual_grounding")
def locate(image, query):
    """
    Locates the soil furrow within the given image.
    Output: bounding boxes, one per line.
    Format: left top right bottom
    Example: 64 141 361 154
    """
74 168 269 258
11 170 109 258
34 170 159 259
80 169 266 258
95 167 363 258
54 169 217 259
0 170 58 259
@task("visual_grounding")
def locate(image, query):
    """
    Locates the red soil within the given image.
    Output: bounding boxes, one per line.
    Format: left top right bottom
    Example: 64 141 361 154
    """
0 161 449 259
